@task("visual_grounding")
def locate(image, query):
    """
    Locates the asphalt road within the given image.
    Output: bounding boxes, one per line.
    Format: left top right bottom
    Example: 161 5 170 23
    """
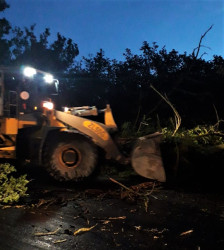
0 167 224 250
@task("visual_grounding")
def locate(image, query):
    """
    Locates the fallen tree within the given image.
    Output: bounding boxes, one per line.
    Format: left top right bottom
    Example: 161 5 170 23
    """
0 163 29 204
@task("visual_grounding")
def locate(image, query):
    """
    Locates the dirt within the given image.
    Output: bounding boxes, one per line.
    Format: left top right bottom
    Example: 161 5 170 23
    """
0 165 224 250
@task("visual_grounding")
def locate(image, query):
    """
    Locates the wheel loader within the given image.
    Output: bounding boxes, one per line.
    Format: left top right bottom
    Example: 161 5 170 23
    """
0 66 166 182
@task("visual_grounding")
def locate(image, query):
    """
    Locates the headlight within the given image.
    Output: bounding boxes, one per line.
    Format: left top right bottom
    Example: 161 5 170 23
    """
43 74 54 83
23 67 37 77
43 101 54 110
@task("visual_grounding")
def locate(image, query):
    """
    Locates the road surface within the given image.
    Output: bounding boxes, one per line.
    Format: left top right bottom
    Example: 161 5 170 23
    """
0 166 223 250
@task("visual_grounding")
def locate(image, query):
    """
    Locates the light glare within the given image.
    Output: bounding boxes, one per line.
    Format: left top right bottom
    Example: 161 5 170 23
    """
23 67 37 77
64 107 69 112
44 74 54 83
43 101 54 110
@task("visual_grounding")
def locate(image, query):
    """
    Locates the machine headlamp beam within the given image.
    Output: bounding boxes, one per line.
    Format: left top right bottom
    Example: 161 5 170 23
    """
23 66 55 83
43 101 54 110
22 66 58 92
43 74 54 84
23 67 37 77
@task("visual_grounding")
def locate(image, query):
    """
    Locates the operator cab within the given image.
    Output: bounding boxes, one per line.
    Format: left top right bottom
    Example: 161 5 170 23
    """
0 66 58 118
0 66 59 158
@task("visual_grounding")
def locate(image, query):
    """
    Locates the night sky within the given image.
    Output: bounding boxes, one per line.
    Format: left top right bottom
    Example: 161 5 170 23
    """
2 0 223 61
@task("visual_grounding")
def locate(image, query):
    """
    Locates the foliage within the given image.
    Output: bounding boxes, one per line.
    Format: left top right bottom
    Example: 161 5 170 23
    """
10 26 79 72
159 124 224 184
64 42 224 127
0 0 9 11
120 116 224 147
120 122 136 137
162 124 224 146
0 163 29 204
1 2 224 128
0 0 79 86
120 116 157 138
0 0 11 64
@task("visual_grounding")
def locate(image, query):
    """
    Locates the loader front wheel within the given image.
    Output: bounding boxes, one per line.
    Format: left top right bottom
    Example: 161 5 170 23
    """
45 133 98 181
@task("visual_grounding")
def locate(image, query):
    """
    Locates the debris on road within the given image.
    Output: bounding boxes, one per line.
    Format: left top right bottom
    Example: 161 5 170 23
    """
109 177 158 211
134 225 142 231
108 216 126 220
180 229 194 236
34 228 61 236
1 205 25 209
73 224 97 236
0 167 223 250
53 239 67 244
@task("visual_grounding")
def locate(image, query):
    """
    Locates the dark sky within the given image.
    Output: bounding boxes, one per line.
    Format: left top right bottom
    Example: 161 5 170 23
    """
2 0 224 61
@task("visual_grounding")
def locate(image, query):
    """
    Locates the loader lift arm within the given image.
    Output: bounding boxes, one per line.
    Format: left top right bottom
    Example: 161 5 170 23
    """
55 108 125 162
54 107 166 182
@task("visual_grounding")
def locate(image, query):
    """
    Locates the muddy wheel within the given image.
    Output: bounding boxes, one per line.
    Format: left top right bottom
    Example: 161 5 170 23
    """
44 133 98 181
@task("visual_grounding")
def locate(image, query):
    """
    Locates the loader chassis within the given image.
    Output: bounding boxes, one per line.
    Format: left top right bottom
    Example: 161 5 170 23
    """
0 66 166 182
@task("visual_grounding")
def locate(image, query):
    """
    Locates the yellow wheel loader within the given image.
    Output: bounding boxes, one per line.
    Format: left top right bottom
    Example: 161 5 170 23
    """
0 66 166 182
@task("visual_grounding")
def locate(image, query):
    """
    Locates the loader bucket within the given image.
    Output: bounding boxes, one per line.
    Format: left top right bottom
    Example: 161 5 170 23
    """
131 132 166 182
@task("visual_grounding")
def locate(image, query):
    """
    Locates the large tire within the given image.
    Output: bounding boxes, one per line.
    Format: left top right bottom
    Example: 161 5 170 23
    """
44 132 98 181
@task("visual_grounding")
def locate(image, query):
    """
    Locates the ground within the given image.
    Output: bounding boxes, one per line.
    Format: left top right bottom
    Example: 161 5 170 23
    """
0 165 224 250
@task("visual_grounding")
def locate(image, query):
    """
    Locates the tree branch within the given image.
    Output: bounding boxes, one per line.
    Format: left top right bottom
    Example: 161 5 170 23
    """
192 25 214 58
150 85 181 136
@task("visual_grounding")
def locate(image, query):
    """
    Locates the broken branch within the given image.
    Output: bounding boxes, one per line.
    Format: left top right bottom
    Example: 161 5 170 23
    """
34 228 60 236
150 85 181 136
180 229 194 236
193 24 213 58
73 224 97 236
53 239 67 244
109 177 141 196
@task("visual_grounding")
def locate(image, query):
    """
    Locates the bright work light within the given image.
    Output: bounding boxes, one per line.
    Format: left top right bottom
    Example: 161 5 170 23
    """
43 101 54 110
43 74 54 83
64 107 69 112
23 67 37 77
